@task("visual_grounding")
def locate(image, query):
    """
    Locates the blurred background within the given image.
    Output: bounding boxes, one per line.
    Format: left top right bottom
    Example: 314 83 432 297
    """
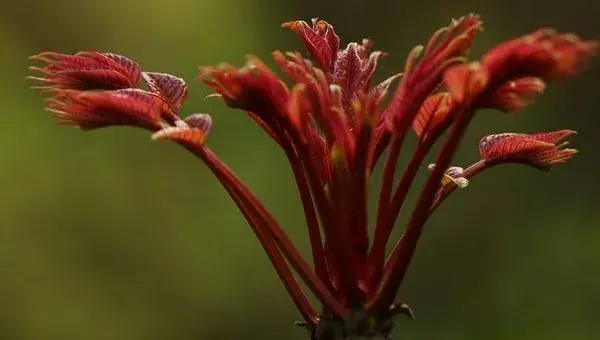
1 0 599 339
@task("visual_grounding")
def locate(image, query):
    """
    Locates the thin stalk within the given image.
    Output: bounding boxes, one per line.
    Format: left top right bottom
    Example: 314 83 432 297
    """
186 144 349 318
373 134 402 253
368 139 430 283
285 145 329 284
266 108 352 296
285 125 359 302
329 147 363 304
370 124 391 171
368 107 474 315
350 120 374 291
225 182 319 324
370 61 450 275
245 110 330 289
266 117 330 288
370 112 456 283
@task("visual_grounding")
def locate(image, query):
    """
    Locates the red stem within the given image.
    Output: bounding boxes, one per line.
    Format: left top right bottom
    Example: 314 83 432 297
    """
370 125 391 171
223 180 319 324
374 135 402 237
245 111 330 289
281 117 360 302
369 112 456 283
368 139 430 283
263 108 350 296
350 121 374 292
369 57 453 281
380 159 488 278
368 107 474 315
286 134 352 298
286 146 329 285
186 144 349 319
257 102 357 303
329 148 363 304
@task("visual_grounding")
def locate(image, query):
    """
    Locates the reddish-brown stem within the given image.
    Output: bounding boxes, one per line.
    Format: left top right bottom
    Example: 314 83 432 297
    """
369 38 464 272
350 121 373 292
261 108 348 293
245 110 331 289
329 150 363 304
185 144 349 318
369 113 456 283
286 146 329 284
262 117 330 288
373 134 402 248
368 139 430 283
287 132 356 299
279 100 361 302
368 107 474 315
166 133 317 322
223 180 319 324
370 125 391 171
272 111 359 304
369 52 455 276
379 159 487 278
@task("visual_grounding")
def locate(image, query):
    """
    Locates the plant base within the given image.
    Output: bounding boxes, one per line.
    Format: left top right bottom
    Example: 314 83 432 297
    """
301 307 412 340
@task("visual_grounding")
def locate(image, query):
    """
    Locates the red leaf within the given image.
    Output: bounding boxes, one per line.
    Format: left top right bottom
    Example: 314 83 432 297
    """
385 14 483 129
199 58 290 116
412 93 454 138
332 42 362 103
103 53 142 85
479 131 577 170
443 62 488 104
282 19 338 72
487 77 546 112
47 89 164 130
142 72 188 111
482 29 599 82
184 113 213 133
29 51 141 90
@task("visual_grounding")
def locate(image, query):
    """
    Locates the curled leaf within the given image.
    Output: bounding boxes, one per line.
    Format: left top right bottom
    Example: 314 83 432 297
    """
143 72 188 111
199 57 289 116
487 77 546 112
152 126 209 145
443 62 488 104
482 29 599 82
153 114 212 145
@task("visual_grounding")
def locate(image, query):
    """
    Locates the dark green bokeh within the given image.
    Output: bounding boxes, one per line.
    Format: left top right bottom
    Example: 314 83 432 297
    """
1 0 599 339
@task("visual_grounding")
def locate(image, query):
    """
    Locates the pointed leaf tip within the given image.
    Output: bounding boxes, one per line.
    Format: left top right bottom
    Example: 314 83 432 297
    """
184 113 213 132
28 51 141 90
142 72 188 111
283 18 338 72
45 88 164 130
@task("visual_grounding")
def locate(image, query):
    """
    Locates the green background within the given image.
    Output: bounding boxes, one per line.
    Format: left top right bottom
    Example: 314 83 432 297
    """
1 0 598 339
